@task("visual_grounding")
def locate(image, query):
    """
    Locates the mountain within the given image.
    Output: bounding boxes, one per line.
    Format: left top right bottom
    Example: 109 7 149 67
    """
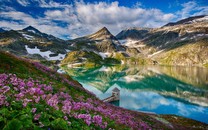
63 27 130 67
0 26 72 61
23 25 42 34
163 15 207 27
74 27 117 41
116 15 208 67
87 27 118 41
63 26 153 68
1 15 207 67
116 27 150 40
70 27 122 52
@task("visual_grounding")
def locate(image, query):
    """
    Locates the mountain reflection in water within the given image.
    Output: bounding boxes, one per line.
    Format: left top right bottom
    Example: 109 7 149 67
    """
63 65 208 123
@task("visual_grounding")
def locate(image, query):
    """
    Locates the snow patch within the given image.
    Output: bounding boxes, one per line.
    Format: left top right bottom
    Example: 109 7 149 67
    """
119 39 145 48
98 52 110 59
25 45 66 61
22 34 34 40
27 30 36 34
121 60 125 64
65 49 71 52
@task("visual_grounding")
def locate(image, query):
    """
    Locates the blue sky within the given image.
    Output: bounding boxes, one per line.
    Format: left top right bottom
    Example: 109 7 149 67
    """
0 0 207 39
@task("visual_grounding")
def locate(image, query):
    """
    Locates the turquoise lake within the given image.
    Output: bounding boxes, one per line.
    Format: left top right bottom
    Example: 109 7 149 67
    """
63 65 208 124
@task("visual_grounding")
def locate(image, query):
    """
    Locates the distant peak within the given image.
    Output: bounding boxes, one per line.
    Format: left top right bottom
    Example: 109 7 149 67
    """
24 25 36 30
87 27 117 40
23 26 41 33
124 27 151 31
101 27 108 30
163 15 207 27
96 27 111 34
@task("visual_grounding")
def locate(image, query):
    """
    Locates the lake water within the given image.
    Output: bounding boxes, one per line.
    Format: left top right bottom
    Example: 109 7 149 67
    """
63 65 208 124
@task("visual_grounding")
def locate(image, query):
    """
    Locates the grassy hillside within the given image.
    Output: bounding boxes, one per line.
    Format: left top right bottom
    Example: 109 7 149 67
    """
154 38 208 67
0 51 207 130
61 51 120 68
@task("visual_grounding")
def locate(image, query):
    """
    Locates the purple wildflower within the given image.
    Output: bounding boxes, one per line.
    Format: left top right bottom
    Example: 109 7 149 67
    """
34 114 41 120
64 116 68 120
31 108 37 113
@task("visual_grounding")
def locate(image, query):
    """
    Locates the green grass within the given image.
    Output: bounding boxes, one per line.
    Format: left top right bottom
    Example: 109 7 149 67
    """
1 51 207 130
0 51 90 99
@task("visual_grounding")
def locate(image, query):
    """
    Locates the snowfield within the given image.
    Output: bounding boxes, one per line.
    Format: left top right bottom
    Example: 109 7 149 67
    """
25 45 66 61
119 39 145 48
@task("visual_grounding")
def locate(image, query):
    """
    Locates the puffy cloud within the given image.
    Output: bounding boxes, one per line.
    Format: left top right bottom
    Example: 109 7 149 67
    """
0 1 207 39
72 1 176 36
0 11 37 25
0 20 26 30
44 6 77 23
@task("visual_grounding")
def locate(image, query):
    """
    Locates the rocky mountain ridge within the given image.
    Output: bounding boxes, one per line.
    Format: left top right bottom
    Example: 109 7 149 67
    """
116 15 208 66
163 15 207 27
0 15 208 67
0 26 71 61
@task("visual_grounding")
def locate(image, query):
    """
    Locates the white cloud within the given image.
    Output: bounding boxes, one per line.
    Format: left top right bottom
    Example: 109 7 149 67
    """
180 1 198 18
16 0 30 6
0 20 26 30
0 1 207 39
37 0 71 8
177 1 208 19
193 6 208 16
72 1 176 36
44 6 77 23
0 11 37 25
0 9 70 38
0 1 176 39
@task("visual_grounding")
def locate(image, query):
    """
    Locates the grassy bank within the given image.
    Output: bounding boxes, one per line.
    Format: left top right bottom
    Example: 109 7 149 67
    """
0 51 207 130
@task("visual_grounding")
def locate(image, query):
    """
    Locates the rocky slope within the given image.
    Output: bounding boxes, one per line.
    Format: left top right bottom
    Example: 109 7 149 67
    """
69 27 124 52
0 26 72 61
1 15 207 67
116 27 150 40
63 27 154 67
66 15 208 67
116 15 208 66
63 27 128 67
163 15 207 27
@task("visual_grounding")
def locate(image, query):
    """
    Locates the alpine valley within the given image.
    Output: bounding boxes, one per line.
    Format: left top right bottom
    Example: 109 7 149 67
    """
1 15 208 68
0 15 208 130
